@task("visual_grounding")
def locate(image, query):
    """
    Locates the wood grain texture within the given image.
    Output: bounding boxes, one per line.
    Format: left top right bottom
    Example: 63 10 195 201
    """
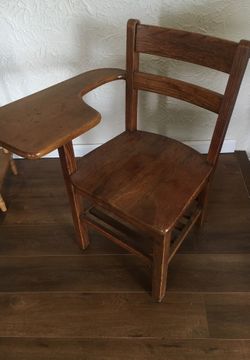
126 18 140 131
0 292 208 338
1 19 249 304
0 149 11 188
136 24 238 73
0 226 126 256
0 225 81 255
2 155 249 255
205 293 250 339
0 154 250 357
152 232 170 301
0 14 249 352
69 19 249 301
71 130 212 235
0 68 125 158
0 338 249 360
58 142 89 249
134 71 223 113
0 253 249 293
0 255 150 292
1 194 72 225
168 254 250 292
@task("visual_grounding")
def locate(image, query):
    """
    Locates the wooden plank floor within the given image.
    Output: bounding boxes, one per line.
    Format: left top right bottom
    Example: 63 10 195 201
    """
0 154 250 359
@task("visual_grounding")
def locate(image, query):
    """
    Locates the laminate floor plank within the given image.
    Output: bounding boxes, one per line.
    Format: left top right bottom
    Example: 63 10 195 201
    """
0 255 150 292
0 338 249 360
0 226 126 256
205 293 250 339
181 155 250 253
1 196 72 225
0 254 249 293
181 230 250 254
168 254 250 292
0 292 208 338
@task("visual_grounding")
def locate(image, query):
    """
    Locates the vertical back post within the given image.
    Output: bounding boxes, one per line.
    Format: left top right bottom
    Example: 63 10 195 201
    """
126 19 140 131
208 40 250 166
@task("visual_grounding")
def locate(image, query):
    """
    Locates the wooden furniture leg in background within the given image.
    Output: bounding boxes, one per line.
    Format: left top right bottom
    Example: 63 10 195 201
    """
0 194 7 212
0 148 18 212
3 149 18 176
58 142 89 249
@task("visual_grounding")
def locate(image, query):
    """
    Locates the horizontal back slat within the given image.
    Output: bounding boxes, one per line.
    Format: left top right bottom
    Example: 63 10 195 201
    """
136 24 238 73
134 72 223 113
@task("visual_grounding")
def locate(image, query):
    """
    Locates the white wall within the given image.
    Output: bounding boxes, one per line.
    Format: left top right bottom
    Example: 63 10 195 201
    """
1 0 250 155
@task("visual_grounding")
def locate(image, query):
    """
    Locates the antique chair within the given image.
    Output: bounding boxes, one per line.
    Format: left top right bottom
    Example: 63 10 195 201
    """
0 19 249 301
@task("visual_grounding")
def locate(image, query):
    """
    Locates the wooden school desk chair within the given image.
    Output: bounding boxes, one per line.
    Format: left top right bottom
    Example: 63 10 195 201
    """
0 19 249 301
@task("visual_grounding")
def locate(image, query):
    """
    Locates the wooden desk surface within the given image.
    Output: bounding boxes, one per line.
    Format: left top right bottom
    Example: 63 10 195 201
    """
0 68 125 159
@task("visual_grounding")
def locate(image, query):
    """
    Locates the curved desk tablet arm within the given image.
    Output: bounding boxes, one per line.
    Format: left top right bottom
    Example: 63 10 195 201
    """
0 68 126 159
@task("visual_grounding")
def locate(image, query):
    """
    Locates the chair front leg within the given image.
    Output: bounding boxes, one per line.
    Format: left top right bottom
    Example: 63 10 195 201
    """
152 231 171 302
58 142 89 250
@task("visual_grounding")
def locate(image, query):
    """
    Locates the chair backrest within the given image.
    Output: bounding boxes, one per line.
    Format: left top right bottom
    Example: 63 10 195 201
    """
125 19 250 165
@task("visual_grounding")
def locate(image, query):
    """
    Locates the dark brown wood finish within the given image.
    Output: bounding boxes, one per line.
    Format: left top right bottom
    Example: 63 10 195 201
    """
0 68 125 158
126 19 140 131
0 252 250 293
58 142 89 249
0 292 208 338
152 232 171 301
0 152 10 210
134 71 223 113
82 206 153 263
0 19 249 302
136 24 238 73
0 338 249 360
0 150 11 189
0 148 17 212
0 154 250 358
71 131 212 235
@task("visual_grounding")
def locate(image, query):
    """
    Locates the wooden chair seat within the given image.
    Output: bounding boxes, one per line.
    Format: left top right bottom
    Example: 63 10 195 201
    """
71 130 212 235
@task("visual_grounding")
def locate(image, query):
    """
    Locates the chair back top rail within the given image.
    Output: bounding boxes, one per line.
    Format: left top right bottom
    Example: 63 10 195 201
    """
136 23 238 73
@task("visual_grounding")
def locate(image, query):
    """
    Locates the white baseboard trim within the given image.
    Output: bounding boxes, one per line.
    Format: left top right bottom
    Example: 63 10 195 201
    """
183 139 236 154
39 144 102 158
13 139 236 159
13 144 102 159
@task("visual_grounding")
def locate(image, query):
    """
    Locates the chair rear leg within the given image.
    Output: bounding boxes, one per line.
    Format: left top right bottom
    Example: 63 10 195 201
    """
197 182 210 227
152 232 171 302
58 142 89 250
